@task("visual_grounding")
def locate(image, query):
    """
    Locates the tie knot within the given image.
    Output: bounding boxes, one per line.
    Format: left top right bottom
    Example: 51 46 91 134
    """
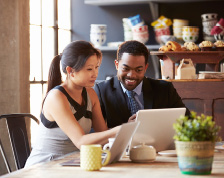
126 90 135 98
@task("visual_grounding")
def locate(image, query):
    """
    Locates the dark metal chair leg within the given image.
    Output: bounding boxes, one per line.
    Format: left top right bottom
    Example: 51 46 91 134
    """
0 139 11 173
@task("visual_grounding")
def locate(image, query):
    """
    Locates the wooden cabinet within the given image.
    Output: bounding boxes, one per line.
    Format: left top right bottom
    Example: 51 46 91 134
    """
171 79 224 139
151 51 224 79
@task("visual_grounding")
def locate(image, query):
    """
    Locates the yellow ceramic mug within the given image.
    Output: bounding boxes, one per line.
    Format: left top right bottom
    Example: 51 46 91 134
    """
80 144 111 171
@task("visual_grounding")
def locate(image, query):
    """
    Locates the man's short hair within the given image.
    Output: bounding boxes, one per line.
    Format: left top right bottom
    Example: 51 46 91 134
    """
117 40 149 64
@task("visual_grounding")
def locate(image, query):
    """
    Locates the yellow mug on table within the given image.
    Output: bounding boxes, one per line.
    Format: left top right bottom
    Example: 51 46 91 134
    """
80 144 111 171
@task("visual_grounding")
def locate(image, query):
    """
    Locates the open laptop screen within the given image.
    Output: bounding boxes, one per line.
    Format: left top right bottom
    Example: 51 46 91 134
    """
107 121 140 164
130 108 186 152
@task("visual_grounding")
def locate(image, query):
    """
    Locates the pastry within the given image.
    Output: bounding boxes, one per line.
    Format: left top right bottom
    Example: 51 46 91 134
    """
159 41 182 52
165 41 182 51
159 45 169 52
214 40 224 51
199 41 214 51
181 46 187 51
184 42 200 51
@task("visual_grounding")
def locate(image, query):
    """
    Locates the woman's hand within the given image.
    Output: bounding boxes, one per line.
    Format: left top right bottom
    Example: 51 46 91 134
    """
128 114 136 122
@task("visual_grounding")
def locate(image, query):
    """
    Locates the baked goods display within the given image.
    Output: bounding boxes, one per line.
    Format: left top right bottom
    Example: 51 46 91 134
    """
152 40 224 80
158 40 224 52
183 42 200 51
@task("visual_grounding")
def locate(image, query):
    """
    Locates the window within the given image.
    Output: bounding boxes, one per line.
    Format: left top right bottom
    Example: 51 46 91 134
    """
29 0 71 143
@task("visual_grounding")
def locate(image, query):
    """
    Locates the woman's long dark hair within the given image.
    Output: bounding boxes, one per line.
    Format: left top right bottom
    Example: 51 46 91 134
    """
46 40 101 93
47 55 62 93
42 41 102 107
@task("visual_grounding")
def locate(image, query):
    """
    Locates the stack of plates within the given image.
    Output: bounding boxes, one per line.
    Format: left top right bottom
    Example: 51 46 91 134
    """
107 41 123 47
215 141 224 151
158 150 177 157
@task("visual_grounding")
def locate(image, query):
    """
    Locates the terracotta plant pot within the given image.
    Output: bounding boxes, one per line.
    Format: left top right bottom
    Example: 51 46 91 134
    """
175 141 215 175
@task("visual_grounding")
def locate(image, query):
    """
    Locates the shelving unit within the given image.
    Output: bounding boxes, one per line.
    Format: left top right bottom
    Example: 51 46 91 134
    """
84 0 215 6
84 0 224 79
98 45 160 51
85 0 160 20
83 1 224 130
151 51 224 79
84 0 219 20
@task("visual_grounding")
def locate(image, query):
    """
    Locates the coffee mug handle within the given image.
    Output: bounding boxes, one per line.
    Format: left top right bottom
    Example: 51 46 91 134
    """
101 150 111 166
103 143 110 150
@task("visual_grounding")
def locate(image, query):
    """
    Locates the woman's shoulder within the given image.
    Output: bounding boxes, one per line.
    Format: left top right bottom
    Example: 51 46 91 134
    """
48 87 66 97
86 87 97 98
44 87 68 106
86 87 98 105
42 86 70 121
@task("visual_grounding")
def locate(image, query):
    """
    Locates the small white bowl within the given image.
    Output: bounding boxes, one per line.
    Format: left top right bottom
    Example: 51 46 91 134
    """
130 143 156 163
160 35 177 45
107 41 123 47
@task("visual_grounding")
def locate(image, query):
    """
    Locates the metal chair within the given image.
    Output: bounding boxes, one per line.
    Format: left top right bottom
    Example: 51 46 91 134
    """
0 113 39 172
0 138 11 172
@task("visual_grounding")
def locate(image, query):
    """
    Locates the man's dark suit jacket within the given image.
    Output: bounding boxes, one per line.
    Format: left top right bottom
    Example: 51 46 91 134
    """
94 76 190 128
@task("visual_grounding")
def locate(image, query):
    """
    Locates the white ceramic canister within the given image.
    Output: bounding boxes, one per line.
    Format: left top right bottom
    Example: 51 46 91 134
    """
201 13 218 41
90 24 107 47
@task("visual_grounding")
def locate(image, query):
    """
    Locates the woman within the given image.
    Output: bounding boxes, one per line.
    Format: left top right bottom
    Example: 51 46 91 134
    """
25 41 120 167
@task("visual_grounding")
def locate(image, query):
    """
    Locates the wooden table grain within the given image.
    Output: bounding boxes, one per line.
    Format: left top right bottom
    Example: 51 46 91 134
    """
1 151 224 178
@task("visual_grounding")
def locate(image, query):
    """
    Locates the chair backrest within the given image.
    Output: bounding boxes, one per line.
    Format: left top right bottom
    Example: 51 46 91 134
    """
0 113 39 172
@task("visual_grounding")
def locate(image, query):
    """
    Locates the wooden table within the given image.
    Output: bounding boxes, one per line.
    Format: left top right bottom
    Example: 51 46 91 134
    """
1 151 224 178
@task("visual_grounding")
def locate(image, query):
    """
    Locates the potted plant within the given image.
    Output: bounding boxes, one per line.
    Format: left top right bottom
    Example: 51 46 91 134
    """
173 111 222 175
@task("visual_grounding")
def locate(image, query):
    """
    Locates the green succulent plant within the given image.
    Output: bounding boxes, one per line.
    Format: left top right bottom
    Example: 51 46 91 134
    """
173 111 222 142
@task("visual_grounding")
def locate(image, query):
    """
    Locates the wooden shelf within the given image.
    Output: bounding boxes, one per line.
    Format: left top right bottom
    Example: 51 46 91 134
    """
151 51 224 64
84 0 221 24
84 0 216 6
150 51 224 79
98 45 160 51
166 79 224 82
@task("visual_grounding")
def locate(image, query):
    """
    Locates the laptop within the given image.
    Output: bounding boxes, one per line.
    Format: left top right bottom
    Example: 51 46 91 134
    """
129 108 186 152
61 121 140 166
105 121 140 164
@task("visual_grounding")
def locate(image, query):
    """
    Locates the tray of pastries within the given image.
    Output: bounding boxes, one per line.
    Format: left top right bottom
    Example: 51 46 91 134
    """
150 41 224 64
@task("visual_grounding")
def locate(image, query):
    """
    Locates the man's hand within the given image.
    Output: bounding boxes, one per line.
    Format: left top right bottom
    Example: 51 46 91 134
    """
128 114 136 122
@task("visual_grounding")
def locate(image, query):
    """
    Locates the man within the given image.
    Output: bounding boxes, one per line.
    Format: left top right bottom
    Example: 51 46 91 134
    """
94 40 190 128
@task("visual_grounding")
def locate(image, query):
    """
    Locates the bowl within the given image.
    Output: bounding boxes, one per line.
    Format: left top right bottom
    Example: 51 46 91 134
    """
154 27 171 45
160 35 177 45
130 143 156 163
182 26 199 43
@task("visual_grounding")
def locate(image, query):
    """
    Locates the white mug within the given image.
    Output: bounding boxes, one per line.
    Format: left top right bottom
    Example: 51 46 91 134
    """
103 138 115 150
